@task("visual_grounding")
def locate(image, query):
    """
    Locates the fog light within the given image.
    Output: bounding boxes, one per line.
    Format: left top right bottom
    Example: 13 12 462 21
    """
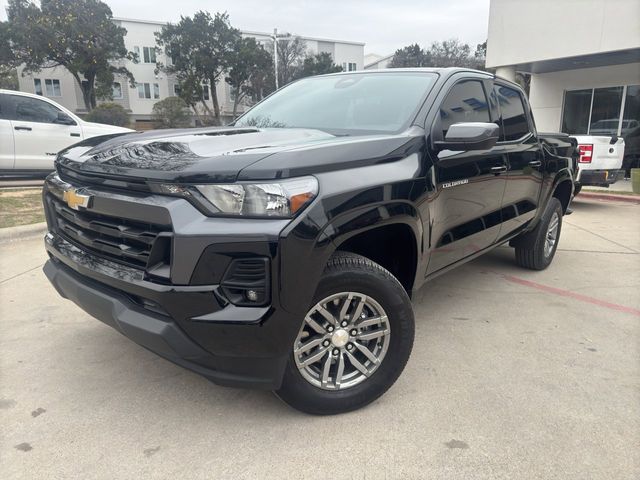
245 290 259 302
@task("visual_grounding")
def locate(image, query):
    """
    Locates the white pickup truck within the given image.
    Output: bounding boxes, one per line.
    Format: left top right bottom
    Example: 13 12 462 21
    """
0 89 133 177
571 134 625 194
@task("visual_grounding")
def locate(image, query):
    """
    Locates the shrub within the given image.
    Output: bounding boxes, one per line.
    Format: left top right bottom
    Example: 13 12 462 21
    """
151 97 192 129
85 103 130 127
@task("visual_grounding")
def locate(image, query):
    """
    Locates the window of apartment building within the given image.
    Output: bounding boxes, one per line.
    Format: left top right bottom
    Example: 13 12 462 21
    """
173 84 181 96
112 82 123 99
34 78 61 97
561 85 639 136
142 46 157 64
202 85 210 101
137 82 160 99
342 62 357 72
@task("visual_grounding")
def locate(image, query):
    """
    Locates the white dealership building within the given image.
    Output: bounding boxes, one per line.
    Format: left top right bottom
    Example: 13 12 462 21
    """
486 0 640 167
16 17 365 128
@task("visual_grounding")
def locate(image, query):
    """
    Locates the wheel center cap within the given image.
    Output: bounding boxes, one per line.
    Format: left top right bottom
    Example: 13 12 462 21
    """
331 329 349 347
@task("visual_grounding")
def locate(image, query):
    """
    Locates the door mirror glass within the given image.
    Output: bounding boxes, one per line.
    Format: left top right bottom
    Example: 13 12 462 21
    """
434 122 499 152
56 111 76 126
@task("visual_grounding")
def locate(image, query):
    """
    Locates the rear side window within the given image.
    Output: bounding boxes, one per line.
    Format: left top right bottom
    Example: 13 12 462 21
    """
0 94 16 120
438 80 490 137
494 85 530 141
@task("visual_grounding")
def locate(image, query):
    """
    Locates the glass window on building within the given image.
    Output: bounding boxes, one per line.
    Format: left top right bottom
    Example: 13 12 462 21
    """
33 79 43 96
622 85 640 173
112 82 123 99
203 85 210 101
153 83 160 99
561 89 591 134
589 86 623 135
143 47 156 64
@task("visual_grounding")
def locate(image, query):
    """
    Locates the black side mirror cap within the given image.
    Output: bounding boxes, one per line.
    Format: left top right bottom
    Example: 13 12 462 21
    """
434 122 500 152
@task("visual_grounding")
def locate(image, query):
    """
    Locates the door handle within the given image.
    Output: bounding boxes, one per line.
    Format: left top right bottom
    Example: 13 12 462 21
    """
491 165 508 174
528 160 542 167
70 132 80 137
14 126 32 131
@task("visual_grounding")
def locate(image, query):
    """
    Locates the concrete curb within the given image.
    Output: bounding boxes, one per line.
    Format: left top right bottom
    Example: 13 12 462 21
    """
579 191 640 204
0 222 47 244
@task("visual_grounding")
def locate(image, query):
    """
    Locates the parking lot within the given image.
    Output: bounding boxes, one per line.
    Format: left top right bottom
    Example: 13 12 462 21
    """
1 195 638 480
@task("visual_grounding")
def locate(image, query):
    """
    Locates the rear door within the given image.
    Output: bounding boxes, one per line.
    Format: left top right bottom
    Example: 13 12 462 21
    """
6 94 82 171
426 78 508 274
0 94 15 170
491 82 544 238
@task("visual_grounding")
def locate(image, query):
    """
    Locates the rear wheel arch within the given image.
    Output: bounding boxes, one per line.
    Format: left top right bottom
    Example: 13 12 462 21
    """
552 179 573 213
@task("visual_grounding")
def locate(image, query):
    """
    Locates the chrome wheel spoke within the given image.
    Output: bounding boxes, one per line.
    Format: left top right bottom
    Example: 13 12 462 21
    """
345 350 370 377
305 316 326 335
294 337 324 356
300 347 328 368
316 306 336 326
335 353 345 388
320 352 332 388
358 328 389 341
351 295 366 322
354 341 380 365
356 315 386 329
338 293 354 321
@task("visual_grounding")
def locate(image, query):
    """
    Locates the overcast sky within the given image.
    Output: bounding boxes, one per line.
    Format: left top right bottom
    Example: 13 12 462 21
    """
0 0 490 55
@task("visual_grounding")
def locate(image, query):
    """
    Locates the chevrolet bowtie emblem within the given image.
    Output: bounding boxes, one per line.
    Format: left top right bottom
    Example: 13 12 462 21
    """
63 188 91 210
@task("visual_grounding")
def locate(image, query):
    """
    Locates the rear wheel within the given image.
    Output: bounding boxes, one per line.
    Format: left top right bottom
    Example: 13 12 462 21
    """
573 184 582 196
513 197 563 270
275 252 415 415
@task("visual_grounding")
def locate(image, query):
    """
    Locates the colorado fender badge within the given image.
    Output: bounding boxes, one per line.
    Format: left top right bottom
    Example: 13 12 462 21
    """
442 179 469 189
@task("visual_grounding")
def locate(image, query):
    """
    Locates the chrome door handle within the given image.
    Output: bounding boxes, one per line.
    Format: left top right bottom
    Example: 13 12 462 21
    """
528 160 542 167
491 165 508 174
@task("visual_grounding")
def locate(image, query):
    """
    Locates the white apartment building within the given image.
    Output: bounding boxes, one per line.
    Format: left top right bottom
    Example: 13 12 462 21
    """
486 0 640 166
16 17 365 128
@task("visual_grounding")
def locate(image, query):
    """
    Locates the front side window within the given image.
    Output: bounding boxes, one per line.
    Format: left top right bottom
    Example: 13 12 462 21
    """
12 95 62 124
235 72 438 135
438 80 490 137
494 84 530 141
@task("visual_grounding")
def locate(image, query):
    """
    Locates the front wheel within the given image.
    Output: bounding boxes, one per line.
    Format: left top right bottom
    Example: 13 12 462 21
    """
275 252 415 415
513 197 564 270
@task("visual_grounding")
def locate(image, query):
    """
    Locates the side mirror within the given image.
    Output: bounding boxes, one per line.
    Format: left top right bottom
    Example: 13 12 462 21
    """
434 122 499 152
56 112 76 126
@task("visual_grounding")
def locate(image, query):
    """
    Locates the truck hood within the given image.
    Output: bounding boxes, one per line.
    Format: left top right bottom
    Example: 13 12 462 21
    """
56 126 424 183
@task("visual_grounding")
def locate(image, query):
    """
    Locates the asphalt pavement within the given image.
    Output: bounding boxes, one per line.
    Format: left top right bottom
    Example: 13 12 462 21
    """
1 196 638 480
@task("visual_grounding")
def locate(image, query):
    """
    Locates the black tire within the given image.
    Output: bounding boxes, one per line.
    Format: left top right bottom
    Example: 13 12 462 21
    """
275 252 415 415
573 184 582 196
513 197 563 270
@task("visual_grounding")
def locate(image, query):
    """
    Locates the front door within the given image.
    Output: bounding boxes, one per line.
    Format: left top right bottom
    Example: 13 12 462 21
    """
427 79 508 274
5 94 82 171
491 82 544 238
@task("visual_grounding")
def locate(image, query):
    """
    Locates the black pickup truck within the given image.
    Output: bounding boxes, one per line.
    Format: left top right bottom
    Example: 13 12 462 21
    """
42 68 575 414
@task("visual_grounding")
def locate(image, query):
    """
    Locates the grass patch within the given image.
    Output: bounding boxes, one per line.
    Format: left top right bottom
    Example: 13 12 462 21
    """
0 188 45 228
583 188 639 196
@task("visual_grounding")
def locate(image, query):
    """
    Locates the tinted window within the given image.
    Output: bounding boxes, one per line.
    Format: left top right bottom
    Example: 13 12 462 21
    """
236 72 438 134
439 80 490 137
589 86 623 135
11 95 62 124
562 89 591 134
494 85 530 141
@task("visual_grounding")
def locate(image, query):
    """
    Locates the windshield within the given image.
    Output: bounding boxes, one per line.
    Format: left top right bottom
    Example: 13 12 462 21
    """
235 72 438 135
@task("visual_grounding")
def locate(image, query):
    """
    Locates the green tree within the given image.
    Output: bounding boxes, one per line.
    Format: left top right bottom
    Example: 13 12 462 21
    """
5 0 136 111
267 35 307 87
296 52 343 79
152 97 192 128
225 37 273 118
427 39 481 68
84 102 130 127
156 11 241 125
389 44 430 68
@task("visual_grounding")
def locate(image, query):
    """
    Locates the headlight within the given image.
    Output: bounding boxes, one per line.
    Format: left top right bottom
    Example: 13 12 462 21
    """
161 176 318 218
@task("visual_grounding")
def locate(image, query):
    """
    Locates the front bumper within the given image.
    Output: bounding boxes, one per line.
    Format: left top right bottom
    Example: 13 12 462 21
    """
577 169 625 186
40 171 316 390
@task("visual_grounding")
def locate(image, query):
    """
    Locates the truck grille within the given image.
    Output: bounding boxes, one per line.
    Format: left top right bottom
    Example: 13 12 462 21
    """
47 194 169 269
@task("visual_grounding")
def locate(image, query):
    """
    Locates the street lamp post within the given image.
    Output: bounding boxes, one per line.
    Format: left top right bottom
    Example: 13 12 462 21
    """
270 28 292 90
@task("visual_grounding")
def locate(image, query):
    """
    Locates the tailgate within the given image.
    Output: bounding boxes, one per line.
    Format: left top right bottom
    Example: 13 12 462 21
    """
574 135 625 171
